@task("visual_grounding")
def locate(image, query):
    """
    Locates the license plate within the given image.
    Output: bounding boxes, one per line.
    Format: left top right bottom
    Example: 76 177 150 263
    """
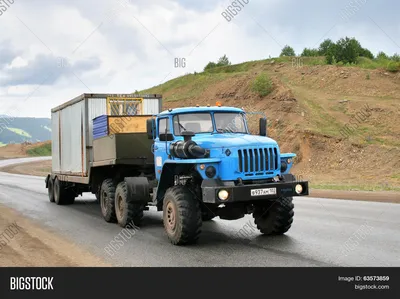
251 188 277 196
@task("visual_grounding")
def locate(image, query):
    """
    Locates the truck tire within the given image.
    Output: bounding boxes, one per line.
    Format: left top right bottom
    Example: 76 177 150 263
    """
100 179 117 223
54 178 75 205
253 174 295 235
163 185 202 245
201 210 216 221
48 177 55 203
115 181 144 227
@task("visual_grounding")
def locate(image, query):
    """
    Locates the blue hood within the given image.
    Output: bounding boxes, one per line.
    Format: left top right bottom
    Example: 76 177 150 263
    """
191 133 278 149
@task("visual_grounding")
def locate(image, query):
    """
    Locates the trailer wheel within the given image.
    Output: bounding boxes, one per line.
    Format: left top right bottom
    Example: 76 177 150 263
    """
115 181 144 227
48 177 55 203
54 178 75 205
100 179 117 223
163 185 202 245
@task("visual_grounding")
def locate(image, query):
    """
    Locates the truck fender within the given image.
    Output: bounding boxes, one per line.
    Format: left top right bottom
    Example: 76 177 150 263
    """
154 162 195 206
124 177 150 203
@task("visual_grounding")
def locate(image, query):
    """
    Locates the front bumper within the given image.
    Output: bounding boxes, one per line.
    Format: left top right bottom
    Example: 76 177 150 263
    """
201 180 309 203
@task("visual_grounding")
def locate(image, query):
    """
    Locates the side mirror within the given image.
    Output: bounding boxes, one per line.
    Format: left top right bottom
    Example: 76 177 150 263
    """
259 118 267 136
146 118 156 139
159 133 174 141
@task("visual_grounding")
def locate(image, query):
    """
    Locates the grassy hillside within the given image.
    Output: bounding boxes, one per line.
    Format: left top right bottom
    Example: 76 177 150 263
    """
140 57 400 191
0 117 51 144
26 142 52 157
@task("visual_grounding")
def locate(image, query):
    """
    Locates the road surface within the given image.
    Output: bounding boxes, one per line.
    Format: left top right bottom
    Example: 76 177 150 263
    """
0 157 399 267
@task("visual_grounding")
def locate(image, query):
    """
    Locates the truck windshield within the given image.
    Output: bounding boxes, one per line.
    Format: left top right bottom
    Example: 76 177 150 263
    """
173 113 213 135
214 112 247 133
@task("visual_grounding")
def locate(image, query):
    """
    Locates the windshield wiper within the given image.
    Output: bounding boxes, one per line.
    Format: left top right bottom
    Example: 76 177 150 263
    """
176 115 186 132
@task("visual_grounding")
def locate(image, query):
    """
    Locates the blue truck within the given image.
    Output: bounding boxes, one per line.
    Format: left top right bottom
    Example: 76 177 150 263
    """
46 94 309 245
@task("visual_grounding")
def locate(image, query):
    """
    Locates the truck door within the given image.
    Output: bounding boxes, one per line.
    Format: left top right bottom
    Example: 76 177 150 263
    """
154 117 173 180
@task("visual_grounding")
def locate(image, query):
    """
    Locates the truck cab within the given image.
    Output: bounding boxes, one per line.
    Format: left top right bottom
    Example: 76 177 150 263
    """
148 105 308 244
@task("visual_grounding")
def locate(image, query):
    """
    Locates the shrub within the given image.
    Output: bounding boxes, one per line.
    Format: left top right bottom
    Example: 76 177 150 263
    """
252 73 273 97
280 45 296 57
376 51 389 60
217 54 231 66
391 53 400 62
386 61 399 72
204 62 217 71
301 48 319 57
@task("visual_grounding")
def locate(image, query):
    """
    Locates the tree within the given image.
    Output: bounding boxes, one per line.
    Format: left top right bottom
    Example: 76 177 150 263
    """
334 37 362 64
391 53 400 62
301 48 319 57
360 48 374 59
318 39 335 56
280 45 296 57
217 54 231 66
204 61 217 71
376 51 389 60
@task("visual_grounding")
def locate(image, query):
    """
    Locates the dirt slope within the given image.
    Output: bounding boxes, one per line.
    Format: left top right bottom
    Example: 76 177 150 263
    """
142 59 400 191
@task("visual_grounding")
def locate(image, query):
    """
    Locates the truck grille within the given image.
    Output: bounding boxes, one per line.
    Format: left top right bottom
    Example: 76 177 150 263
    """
238 147 279 175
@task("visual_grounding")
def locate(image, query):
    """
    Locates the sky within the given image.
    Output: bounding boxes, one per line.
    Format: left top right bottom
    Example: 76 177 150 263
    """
0 0 399 118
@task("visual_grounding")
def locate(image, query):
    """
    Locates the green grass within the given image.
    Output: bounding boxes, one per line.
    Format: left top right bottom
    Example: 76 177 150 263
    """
312 183 400 192
7 127 32 138
26 143 51 157
141 72 238 102
0 142 6 147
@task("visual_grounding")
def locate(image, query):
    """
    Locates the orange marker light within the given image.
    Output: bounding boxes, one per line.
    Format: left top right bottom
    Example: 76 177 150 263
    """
216 101 222 107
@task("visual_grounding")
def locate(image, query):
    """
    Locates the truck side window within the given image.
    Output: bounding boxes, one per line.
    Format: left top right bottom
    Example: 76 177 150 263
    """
158 118 170 136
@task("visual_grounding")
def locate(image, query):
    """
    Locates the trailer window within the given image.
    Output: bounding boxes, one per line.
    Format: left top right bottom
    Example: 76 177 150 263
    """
173 113 213 135
107 98 142 116
158 118 171 136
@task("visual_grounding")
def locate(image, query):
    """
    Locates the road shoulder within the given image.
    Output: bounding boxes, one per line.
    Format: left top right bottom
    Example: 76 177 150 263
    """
0 204 110 267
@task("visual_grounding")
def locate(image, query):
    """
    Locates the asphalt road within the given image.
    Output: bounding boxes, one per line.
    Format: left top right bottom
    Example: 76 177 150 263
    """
0 157 399 267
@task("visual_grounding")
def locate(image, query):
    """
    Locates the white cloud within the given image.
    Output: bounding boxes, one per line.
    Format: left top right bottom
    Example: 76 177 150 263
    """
0 0 398 117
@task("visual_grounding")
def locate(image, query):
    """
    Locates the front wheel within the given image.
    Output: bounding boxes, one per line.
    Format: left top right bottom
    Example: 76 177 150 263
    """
253 197 294 235
163 186 202 245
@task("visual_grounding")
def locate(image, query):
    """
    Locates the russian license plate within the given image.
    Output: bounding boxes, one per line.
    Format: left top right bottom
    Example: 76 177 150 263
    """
250 188 277 196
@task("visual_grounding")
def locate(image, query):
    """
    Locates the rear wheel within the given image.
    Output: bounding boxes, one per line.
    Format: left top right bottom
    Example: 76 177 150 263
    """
54 178 75 205
163 185 202 245
115 181 144 227
100 179 117 223
48 177 55 203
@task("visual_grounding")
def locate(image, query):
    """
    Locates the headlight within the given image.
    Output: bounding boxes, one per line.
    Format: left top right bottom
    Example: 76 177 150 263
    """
295 184 303 194
218 189 229 201
205 166 216 178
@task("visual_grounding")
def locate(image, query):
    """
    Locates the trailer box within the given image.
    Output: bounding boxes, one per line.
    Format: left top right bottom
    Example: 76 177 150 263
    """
51 94 162 178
